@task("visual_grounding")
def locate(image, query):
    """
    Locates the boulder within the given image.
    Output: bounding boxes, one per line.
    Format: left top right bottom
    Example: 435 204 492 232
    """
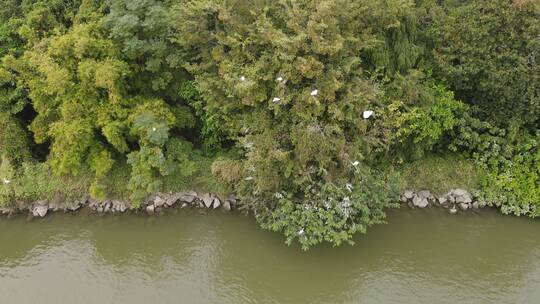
66 202 82 212
201 194 213 208
417 190 432 199
165 194 180 207
459 202 469 211
403 191 414 200
146 204 155 214
455 194 473 204
227 194 237 205
452 189 468 197
112 200 128 213
438 196 448 206
154 196 166 208
412 196 429 208
180 202 189 209
472 201 479 210
222 200 232 212
449 206 458 215
180 193 197 203
32 204 48 218
103 201 111 213
212 197 221 209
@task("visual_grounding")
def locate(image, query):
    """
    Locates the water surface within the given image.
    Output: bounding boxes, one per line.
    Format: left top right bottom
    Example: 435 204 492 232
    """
0 208 539 303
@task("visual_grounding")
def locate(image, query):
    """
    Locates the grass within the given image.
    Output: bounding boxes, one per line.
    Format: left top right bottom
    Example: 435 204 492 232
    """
398 153 483 196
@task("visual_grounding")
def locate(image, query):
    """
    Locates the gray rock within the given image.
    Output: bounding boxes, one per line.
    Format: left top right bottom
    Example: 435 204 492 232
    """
459 202 469 211
455 194 473 204
180 202 189 209
227 194 237 205
154 196 166 208
165 194 179 207
66 202 82 212
112 200 127 213
449 206 458 215
146 204 155 214
438 197 448 206
412 196 429 208
222 200 231 212
202 194 213 208
417 190 432 199
32 204 48 218
403 191 414 200
180 194 196 203
212 197 221 209
103 201 111 213
452 189 468 197
185 190 198 197
472 201 479 210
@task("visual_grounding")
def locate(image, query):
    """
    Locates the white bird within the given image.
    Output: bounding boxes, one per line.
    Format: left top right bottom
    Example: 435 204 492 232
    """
363 110 374 119
272 97 281 103
276 77 283 82
244 176 254 181
310 89 318 96
3 179 10 185
152 127 157 132
240 76 246 82
298 228 305 236
352 161 360 167
346 183 353 192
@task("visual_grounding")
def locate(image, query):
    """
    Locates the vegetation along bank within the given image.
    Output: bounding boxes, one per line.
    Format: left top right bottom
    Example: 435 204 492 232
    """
0 0 538 249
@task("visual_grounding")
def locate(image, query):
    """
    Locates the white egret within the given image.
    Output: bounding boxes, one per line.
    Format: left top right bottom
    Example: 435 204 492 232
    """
272 97 281 103
3 179 10 185
310 89 318 96
240 76 246 82
363 110 374 119
352 161 359 167
276 77 283 82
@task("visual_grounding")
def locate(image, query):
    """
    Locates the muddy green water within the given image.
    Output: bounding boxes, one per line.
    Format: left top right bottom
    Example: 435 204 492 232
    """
0 208 539 304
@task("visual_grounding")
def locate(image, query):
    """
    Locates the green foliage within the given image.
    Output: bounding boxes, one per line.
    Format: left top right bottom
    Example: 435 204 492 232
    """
251 165 399 250
380 78 468 159
0 161 91 207
450 114 540 217
429 0 540 127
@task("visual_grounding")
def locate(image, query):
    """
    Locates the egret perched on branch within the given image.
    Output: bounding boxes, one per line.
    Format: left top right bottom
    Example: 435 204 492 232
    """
363 110 374 119
276 77 283 82
272 97 281 103
310 89 318 96
2 179 10 185
351 161 359 167
240 75 246 82
152 127 157 132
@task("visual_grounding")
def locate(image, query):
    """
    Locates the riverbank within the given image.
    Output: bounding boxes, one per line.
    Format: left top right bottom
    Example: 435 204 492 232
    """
0 187 494 219
0 191 239 218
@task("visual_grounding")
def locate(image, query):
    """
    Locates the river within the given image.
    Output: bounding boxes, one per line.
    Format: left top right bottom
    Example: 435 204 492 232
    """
0 207 539 304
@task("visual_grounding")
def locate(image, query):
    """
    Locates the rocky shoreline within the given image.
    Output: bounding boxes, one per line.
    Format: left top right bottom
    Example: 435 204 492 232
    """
0 188 485 219
400 188 486 214
0 191 238 218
